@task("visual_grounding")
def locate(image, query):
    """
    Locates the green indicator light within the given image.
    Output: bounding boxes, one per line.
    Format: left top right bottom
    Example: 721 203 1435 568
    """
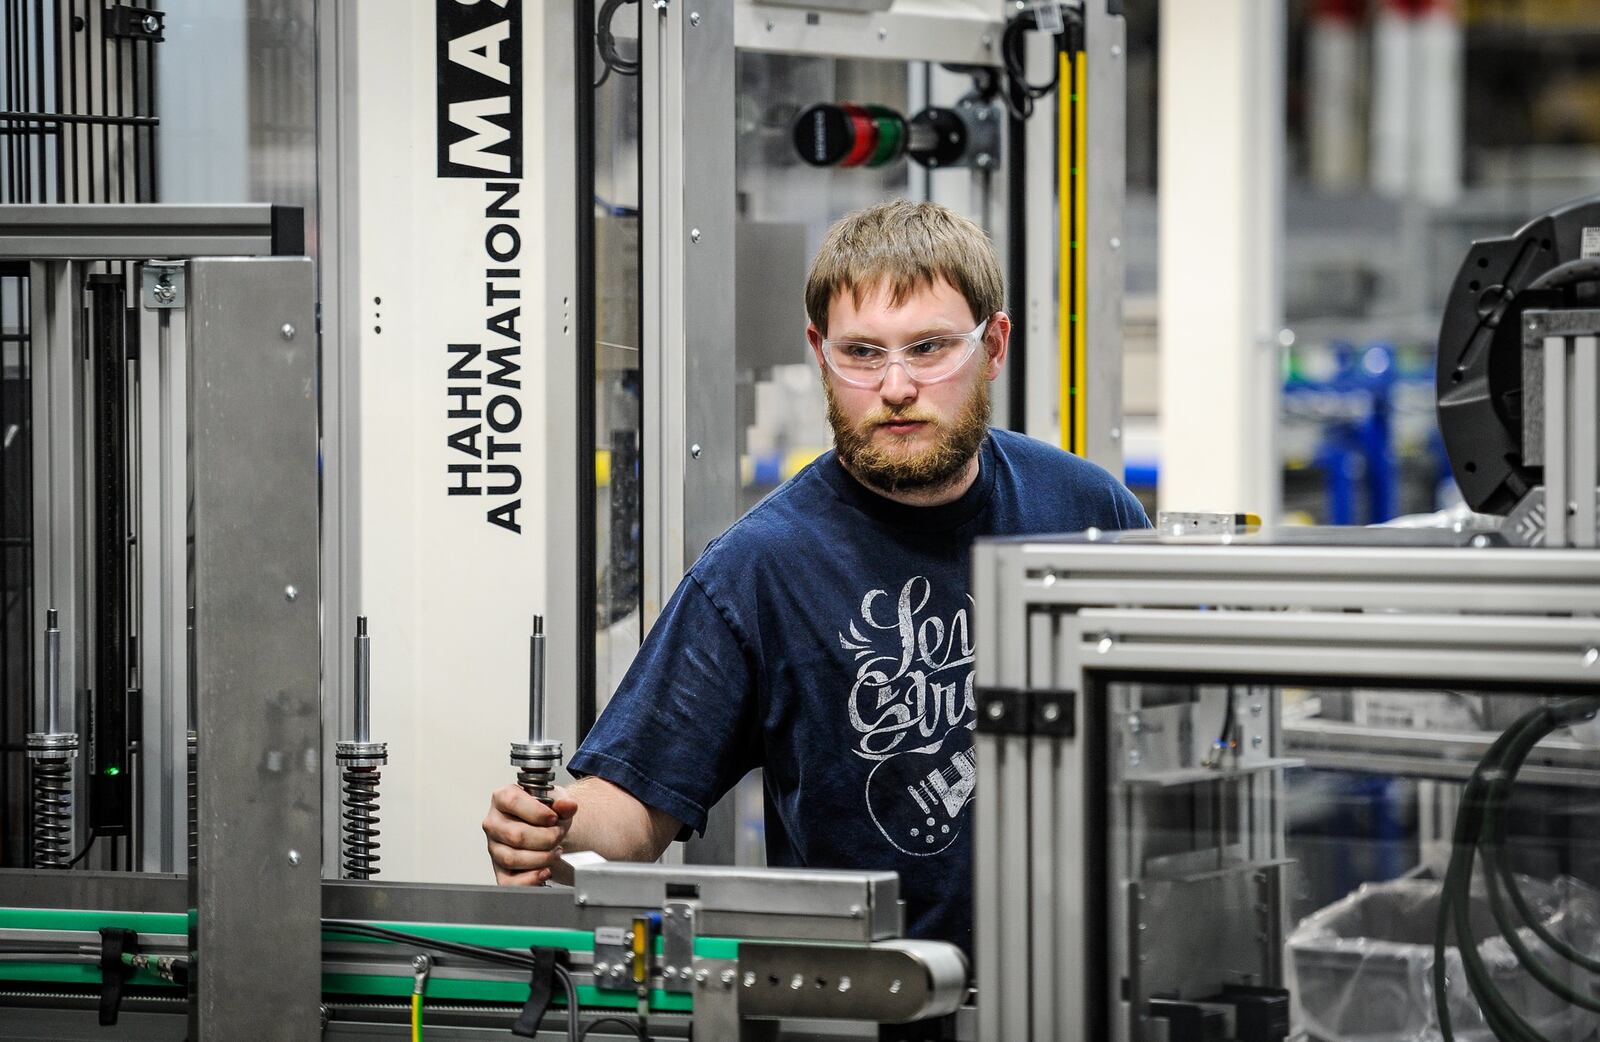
104 766 121 777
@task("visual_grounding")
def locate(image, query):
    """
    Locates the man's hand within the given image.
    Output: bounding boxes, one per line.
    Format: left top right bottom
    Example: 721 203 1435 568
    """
483 784 579 886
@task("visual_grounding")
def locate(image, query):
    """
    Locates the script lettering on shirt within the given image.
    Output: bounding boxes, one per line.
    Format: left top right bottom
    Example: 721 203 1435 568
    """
841 576 975 760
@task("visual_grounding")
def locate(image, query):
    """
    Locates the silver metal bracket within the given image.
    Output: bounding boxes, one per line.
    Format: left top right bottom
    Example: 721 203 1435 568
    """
662 899 698 993
141 262 186 309
590 925 634 992
1505 486 1600 548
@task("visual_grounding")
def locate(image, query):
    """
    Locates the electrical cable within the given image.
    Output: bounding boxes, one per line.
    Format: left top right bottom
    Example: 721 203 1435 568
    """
999 5 1077 121
580 1015 649 1040
64 828 99 868
554 963 581 1042
595 0 638 88
411 992 423 1042
1433 696 1600 1042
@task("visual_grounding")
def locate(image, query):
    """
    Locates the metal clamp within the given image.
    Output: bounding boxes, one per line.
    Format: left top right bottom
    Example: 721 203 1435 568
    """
141 262 185 309
662 900 698 993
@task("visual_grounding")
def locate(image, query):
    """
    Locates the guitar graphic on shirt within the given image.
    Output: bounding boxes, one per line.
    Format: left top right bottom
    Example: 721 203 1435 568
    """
864 739 976 857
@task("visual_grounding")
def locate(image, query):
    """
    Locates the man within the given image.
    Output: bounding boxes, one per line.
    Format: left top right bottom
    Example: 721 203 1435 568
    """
483 200 1147 957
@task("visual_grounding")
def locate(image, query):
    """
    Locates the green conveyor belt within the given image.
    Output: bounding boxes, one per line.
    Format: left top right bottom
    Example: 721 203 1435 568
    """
0 907 740 1012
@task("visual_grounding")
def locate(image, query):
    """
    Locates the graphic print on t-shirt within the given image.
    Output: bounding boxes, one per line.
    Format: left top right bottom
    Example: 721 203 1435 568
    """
841 576 977 856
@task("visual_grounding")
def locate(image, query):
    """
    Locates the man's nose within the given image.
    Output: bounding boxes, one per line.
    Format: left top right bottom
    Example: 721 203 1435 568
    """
879 360 918 405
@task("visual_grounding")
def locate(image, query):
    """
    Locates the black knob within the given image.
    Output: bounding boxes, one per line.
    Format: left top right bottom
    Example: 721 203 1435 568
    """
907 106 967 169
793 103 856 167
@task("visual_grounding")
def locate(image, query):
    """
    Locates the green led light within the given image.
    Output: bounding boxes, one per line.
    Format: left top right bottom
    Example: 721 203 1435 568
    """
104 766 121 777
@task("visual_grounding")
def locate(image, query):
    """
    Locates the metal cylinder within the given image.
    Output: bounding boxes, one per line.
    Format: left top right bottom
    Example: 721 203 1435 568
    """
44 609 60 735
528 614 546 743
354 615 371 744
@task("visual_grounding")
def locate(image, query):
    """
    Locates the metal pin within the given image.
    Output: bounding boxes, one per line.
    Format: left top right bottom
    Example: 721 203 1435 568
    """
529 615 546 744
45 609 60 734
354 616 371 744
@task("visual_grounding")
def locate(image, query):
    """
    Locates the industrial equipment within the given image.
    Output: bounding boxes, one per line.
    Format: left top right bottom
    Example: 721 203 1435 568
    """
971 193 1600 1041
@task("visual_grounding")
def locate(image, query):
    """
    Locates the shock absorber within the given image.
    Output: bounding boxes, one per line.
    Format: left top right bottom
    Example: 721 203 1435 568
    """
510 615 563 805
336 616 388 879
27 609 79 869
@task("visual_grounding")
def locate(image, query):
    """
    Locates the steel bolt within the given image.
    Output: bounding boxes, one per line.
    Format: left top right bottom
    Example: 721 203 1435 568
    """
1111 44 1123 58
986 702 1004 720
765 20 774 31
695 969 710 984
690 228 702 243
890 979 902 994
839 976 852 992
1127 713 1143 734
1110 237 1122 250
285 585 298 602
1584 647 1599 669
691 444 703 459
1251 735 1264 749
281 323 296 340
1042 703 1061 723
982 34 993 49
849 903 863 918
689 11 700 25
720 969 736 988
743 971 756 988
878 26 888 40
1110 427 1123 441
790 974 804 990
1472 534 1491 548
1251 703 1264 716
154 281 175 304
1128 749 1143 768
287 849 301 866
597 962 611 975
576 894 588 906
975 152 995 170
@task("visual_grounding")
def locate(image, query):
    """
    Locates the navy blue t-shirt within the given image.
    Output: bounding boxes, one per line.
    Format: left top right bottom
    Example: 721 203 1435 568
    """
569 427 1148 956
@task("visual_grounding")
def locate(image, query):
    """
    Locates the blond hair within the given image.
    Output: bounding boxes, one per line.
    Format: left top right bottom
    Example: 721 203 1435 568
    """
804 200 1004 336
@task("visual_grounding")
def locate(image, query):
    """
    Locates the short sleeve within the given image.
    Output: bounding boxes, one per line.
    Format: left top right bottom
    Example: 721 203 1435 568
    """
568 573 762 835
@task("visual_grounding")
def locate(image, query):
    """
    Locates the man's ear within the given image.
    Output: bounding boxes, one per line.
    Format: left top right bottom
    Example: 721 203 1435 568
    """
806 322 826 371
984 311 1012 380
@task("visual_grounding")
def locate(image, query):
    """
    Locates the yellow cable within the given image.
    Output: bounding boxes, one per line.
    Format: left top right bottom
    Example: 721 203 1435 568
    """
411 992 422 1042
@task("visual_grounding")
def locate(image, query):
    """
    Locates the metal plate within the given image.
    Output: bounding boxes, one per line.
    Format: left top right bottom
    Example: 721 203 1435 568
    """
737 940 967 1023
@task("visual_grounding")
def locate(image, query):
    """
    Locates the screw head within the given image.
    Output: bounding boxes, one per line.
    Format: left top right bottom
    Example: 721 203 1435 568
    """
1471 534 1491 548
1128 749 1143 767
720 969 736 987
285 585 298 601
690 228 702 243
597 962 611 975
877 26 888 40
695 969 710 984
743 971 756 987
1584 647 1599 669
986 701 1004 720
576 894 588 906
848 903 863 918
281 323 296 340
1042 703 1061 723
287 849 301 866
975 152 994 169
1111 44 1124 58
689 10 700 25
790 974 804 990
690 444 703 459
143 14 160 32
1110 237 1122 250
839 976 852 992
1251 735 1264 749
1251 703 1264 716
982 34 994 49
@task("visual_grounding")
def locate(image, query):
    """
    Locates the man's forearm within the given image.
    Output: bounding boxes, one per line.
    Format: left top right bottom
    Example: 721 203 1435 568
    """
553 776 680 885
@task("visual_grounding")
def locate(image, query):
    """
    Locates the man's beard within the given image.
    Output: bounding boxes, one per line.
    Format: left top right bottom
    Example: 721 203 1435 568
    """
825 376 991 497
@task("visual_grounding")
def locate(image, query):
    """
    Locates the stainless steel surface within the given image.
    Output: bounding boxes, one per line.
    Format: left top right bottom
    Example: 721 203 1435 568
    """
1575 334 1598 549
136 276 192 874
319 879 581 932
354 616 372 744
738 939 966 1022
733 4 1001 65
1285 718 1600 787
43 610 59 734
0 204 289 259
1083 3 1127 471
539 0 583 768
641 0 739 622
186 257 320 1039
317 0 364 883
29 260 87 855
528 615 546 743
0 869 188 913
573 863 901 943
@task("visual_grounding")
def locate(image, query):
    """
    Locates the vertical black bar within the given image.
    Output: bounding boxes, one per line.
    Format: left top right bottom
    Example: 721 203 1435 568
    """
51 0 64 200
67 0 78 202
1085 680 1110 1042
97 0 108 202
34 0 47 200
87 274 131 837
112 0 124 202
145 29 155 199
575 0 598 740
6 0 17 200
1006 104 1027 432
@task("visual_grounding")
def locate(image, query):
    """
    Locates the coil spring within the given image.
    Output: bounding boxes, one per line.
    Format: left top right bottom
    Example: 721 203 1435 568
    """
31 757 73 869
341 765 382 879
517 764 555 805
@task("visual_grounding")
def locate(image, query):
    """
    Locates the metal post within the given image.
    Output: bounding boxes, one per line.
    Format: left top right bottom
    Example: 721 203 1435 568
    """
1545 334 1569 547
1572 335 1598 548
186 257 320 1039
